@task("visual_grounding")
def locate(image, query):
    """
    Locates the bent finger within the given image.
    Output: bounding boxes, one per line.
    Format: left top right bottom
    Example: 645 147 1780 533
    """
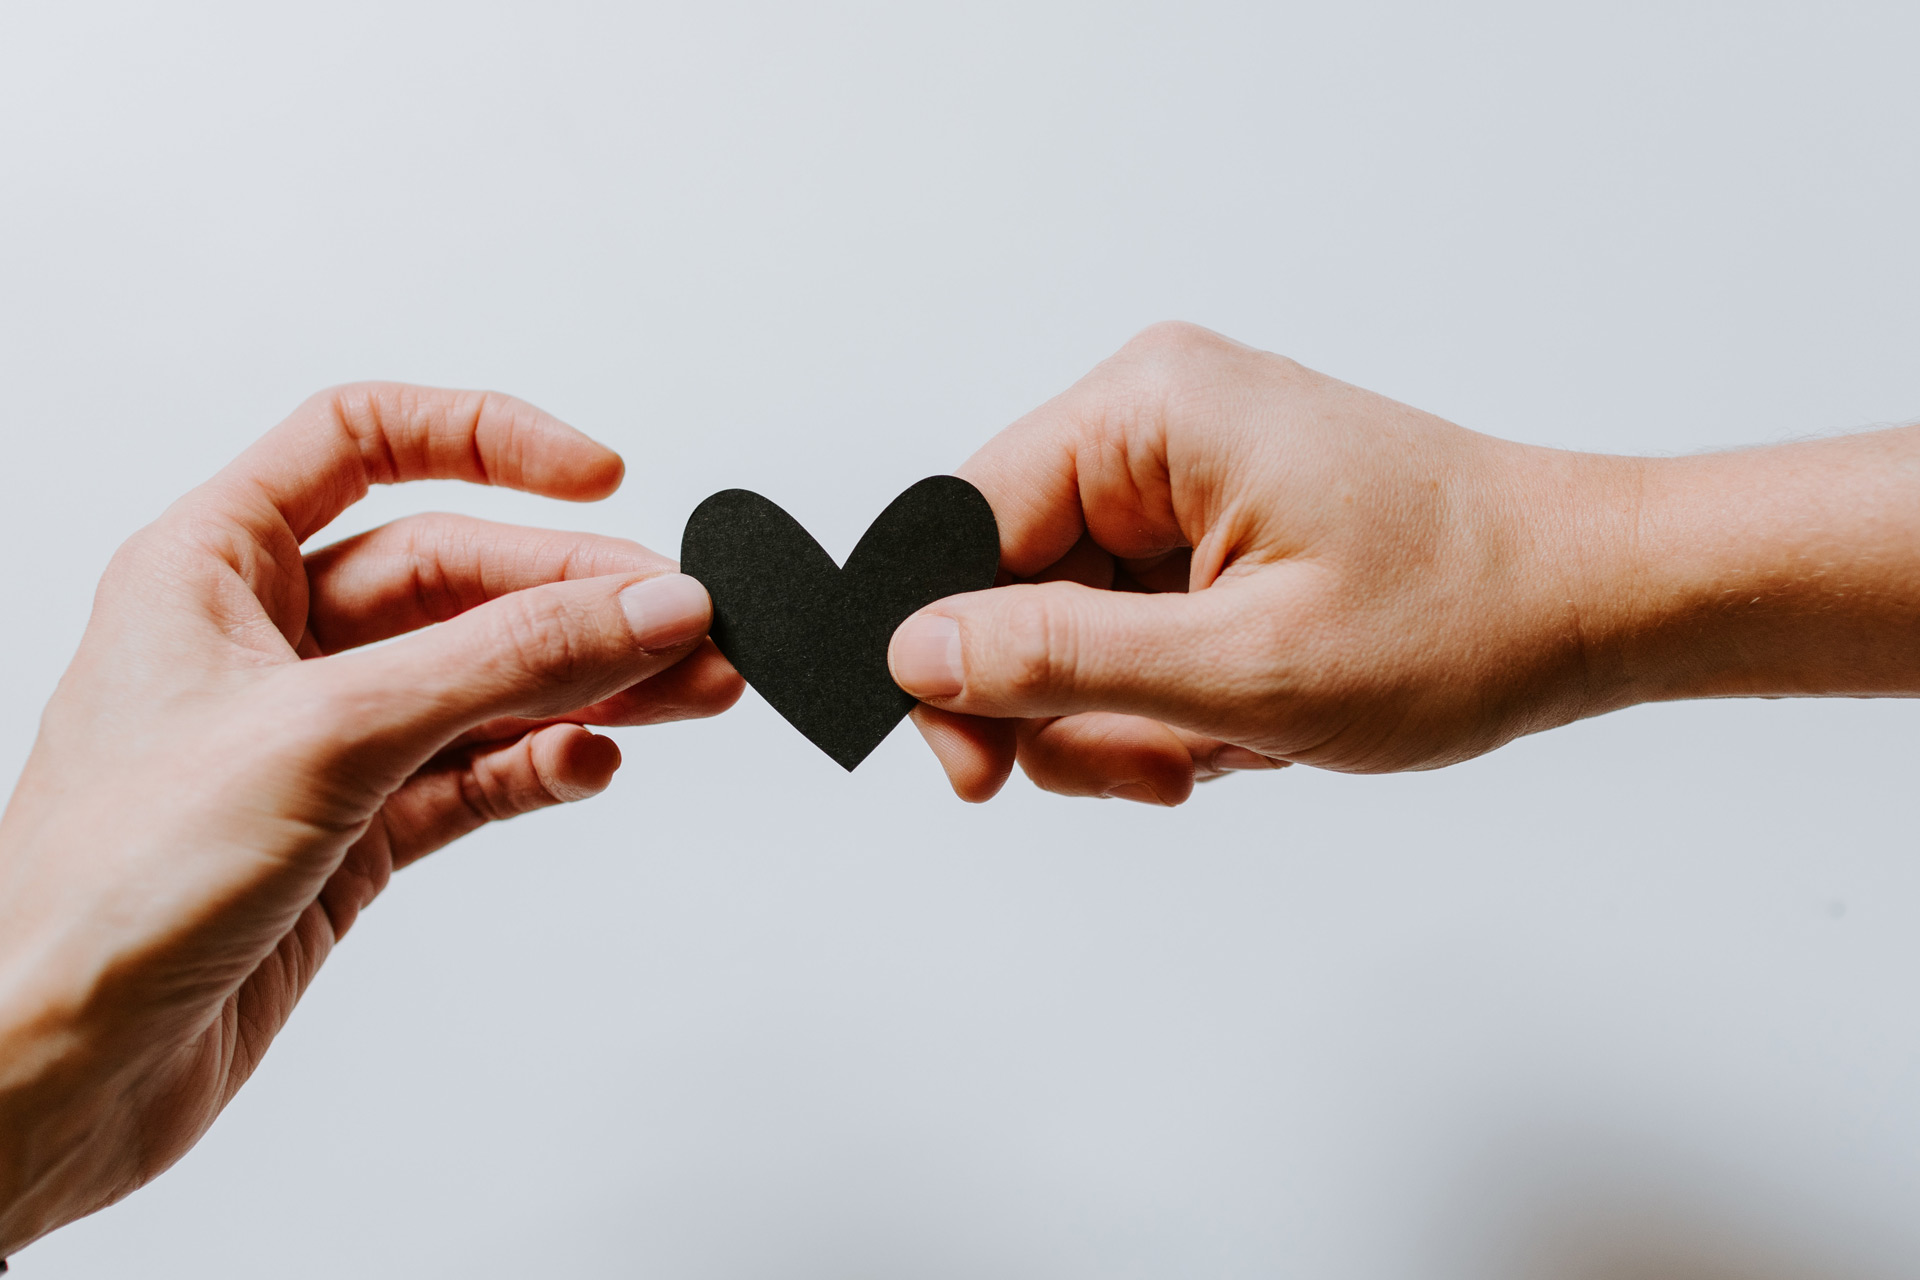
907 705 1018 803
1016 712 1198 806
379 724 622 872
1014 716 1287 806
957 322 1256 576
222 383 624 543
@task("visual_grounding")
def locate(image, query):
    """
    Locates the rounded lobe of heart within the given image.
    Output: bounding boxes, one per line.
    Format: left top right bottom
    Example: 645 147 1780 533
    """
681 477 999 770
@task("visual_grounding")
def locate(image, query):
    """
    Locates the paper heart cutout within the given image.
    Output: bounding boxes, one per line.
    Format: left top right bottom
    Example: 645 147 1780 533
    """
680 476 1001 770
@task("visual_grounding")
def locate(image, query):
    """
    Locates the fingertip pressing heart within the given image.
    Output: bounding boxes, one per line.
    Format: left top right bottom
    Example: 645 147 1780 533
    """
618 573 712 652
890 613 963 699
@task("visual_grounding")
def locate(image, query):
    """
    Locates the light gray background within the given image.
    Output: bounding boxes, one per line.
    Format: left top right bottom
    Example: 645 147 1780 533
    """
3 3 1918 1277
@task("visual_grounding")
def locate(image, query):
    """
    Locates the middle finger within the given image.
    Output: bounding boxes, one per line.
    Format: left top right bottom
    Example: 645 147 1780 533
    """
302 513 673 653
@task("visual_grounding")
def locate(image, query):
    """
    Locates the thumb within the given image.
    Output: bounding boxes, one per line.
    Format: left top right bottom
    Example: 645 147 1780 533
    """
889 580 1263 727
301 571 713 777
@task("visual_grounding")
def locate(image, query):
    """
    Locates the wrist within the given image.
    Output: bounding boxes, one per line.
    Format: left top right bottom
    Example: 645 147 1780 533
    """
0 988 99 1254
0 875 132 1255
1498 445 1656 725
1585 427 1920 704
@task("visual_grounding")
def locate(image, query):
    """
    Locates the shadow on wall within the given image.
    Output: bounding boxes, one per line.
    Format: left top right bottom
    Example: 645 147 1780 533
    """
1522 1211 1873 1280
1457 1127 1919 1280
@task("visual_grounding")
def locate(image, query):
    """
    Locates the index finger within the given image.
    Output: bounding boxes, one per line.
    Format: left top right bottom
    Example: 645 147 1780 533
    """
958 323 1232 577
954 386 1090 578
218 383 625 543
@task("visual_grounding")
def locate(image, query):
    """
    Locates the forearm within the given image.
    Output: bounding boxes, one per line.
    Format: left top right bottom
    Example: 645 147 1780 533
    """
1596 425 1920 703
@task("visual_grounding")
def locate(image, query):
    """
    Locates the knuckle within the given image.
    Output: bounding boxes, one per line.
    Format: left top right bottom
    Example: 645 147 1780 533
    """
1111 322 1234 420
1119 321 1304 408
468 388 539 454
1126 319 1217 359
109 502 243 591
313 382 402 484
994 589 1074 705
309 382 482 485
309 382 389 435
1122 321 1232 384
306 379 398 410
488 593 588 687
101 526 163 585
396 512 483 622
460 738 562 823
456 761 517 824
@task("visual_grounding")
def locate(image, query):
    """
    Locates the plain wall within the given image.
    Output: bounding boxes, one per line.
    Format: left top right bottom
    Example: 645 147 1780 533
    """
2 3 1918 1276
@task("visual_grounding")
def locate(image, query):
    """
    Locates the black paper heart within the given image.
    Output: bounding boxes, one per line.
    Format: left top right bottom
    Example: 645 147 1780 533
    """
680 476 1000 770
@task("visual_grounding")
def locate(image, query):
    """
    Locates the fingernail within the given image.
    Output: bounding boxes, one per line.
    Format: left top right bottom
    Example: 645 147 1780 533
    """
890 613 963 698
620 574 710 651
1212 745 1280 771
1106 782 1169 806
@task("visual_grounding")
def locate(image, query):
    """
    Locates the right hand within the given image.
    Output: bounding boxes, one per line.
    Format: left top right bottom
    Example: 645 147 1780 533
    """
888 322 1649 804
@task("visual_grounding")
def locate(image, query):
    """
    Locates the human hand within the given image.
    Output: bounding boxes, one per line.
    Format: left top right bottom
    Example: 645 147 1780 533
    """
0 386 741 1252
889 323 1920 803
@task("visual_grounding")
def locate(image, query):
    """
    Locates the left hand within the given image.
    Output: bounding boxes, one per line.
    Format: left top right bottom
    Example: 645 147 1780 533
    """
0 384 741 1253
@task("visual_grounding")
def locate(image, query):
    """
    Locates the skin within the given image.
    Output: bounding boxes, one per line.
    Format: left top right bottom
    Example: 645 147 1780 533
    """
892 322 1920 803
5 328 1919 1253
0 385 742 1254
